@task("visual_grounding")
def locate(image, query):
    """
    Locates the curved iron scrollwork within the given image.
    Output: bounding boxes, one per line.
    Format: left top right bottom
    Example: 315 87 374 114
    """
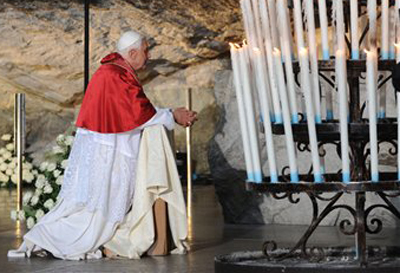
262 191 357 261
378 140 398 156
281 166 291 183
364 192 400 234
271 192 300 204
262 189 400 264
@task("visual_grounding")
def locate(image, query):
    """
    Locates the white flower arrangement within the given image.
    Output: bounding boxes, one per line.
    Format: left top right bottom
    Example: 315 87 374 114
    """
26 217 35 229
12 129 76 229
0 134 39 188
6 143 14 151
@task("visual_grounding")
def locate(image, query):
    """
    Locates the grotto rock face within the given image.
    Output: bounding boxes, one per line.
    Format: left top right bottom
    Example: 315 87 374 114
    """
0 0 243 171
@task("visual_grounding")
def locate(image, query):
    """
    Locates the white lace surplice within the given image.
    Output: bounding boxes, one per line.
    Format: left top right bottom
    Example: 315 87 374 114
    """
8 108 174 260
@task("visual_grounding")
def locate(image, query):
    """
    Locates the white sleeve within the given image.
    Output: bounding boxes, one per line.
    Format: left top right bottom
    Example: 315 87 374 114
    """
137 107 175 131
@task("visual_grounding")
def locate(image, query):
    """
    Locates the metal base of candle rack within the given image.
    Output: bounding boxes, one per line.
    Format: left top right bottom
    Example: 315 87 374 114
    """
215 247 400 273
250 177 400 266
214 177 400 272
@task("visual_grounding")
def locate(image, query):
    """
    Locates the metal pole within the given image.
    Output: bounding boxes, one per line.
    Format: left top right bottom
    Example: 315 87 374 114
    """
14 94 25 213
84 0 90 92
186 88 193 239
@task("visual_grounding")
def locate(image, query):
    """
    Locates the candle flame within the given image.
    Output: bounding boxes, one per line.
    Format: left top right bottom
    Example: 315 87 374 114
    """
395 43 400 48
300 47 308 55
253 47 260 52
336 49 342 54
229 42 241 49
243 39 248 46
273 47 281 54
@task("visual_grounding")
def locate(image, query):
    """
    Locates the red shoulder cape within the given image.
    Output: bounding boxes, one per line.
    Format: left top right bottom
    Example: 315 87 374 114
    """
75 53 156 133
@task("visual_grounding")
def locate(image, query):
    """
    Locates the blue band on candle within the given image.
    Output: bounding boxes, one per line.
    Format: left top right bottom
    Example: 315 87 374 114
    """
314 173 323 183
315 115 322 124
397 172 400 181
290 172 299 183
381 52 389 60
253 172 263 183
351 50 360 60
326 110 334 121
270 114 276 123
371 173 379 182
303 113 307 121
270 173 279 183
246 173 255 183
274 114 283 124
378 110 386 119
291 114 299 124
342 172 351 183
322 50 330 60
390 51 396 60
260 115 264 123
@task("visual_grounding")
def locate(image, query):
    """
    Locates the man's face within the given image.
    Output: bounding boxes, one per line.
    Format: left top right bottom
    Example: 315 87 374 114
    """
133 40 150 70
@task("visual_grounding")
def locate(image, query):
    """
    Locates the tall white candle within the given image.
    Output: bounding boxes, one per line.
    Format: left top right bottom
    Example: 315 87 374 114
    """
378 0 390 119
230 44 255 182
381 0 390 59
365 49 379 182
336 0 346 52
253 48 278 182
395 86 400 180
292 0 306 120
273 48 299 182
240 45 264 183
350 0 359 59
250 0 264 50
390 5 396 59
293 0 305 55
248 0 275 121
305 0 322 123
241 0 257 48
277 0 299 123
267 0 280 49
259 0 283 123
368 0 377 51
299 48 322 182
318 0 330 60
397 1 400 61
395 43 400 180
336 50 350 183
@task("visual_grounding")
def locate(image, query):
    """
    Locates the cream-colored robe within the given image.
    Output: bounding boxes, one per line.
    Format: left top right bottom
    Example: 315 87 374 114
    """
104 125 187 258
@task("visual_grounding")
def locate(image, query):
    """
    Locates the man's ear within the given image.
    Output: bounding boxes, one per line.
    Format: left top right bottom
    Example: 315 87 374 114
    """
129 48 138 59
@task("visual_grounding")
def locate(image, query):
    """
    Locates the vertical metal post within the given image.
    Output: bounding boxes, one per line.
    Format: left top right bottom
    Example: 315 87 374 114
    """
14 94 25 213
84 0 90 92
186 88 193 240
355 192 367 266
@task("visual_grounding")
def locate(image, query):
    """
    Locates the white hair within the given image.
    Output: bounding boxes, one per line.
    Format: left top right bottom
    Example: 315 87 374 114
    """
116 31 144 57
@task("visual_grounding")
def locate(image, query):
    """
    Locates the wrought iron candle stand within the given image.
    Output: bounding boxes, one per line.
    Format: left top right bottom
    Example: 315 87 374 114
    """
215 63 400 273
215 60 400 272
216 1 400 272
253 59 400 265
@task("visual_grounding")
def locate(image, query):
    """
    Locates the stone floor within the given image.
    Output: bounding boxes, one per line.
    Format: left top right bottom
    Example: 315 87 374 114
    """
0 185 400 273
